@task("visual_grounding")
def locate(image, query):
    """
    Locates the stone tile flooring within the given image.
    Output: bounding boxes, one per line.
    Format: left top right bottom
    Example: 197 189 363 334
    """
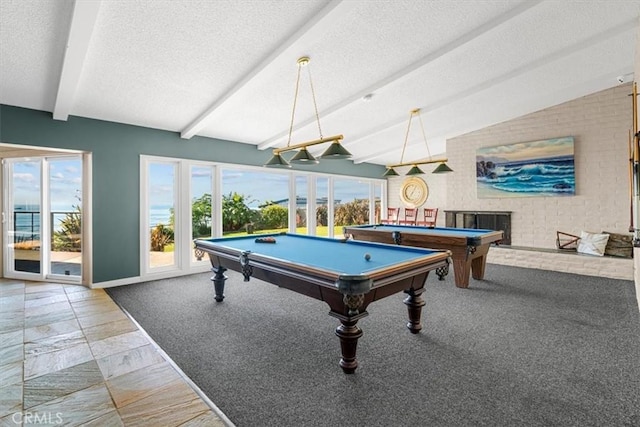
0 278 231 426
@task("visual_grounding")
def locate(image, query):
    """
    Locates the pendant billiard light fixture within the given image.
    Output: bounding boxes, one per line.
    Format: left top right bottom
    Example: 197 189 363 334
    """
383 108 453 177
264 57 351 168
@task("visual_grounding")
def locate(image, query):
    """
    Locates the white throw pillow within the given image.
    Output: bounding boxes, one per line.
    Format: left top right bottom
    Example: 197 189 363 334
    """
577 231 610 256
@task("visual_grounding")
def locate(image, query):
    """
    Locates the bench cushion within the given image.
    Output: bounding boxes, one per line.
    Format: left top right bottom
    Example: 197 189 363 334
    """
577 231 609 256
602 231 633 258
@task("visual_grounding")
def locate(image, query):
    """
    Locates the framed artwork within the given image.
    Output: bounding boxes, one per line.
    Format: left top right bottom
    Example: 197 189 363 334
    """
476 136 575 198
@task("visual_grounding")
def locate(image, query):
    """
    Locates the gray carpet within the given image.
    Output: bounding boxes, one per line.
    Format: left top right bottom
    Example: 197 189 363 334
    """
107 264 640 427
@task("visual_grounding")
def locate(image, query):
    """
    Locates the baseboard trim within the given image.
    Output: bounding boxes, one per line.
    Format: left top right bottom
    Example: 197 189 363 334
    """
92 265 210 288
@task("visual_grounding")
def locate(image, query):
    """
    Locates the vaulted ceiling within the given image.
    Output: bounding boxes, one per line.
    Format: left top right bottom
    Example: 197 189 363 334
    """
1 0 639 165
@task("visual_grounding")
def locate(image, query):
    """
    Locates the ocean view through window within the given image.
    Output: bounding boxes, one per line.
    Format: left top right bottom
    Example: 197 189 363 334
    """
6 156 83 279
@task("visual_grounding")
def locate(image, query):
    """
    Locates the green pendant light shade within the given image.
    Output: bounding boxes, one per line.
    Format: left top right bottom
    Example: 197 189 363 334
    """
290 148 319 164
320 142 352 159
406 165 425 175
264 153 292 168
383 167 399 177
432 162 454 173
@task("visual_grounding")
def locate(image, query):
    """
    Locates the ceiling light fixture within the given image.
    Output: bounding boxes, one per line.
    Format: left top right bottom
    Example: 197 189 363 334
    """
382 108 454 177
264 57 351 168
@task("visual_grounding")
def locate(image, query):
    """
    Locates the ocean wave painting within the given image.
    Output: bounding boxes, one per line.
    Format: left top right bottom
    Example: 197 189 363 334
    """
476 137 575 198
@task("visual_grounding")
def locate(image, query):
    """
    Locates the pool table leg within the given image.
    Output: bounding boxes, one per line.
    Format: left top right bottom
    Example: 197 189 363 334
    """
452 258 472 289
211 266 227 302
403 287 426 333
435 260 450 281
335 320 363 374
452 244 491 288
470 245 490 280
471 256 486 280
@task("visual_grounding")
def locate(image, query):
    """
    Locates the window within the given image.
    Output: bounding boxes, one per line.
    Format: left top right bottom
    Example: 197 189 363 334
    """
295 175 307 234
49 157 83 278
141 155 386 279
147 161 177 270
3 155 86 283
190 165 213 264
315 176 330 237
221 168 289 235
333 178 371 229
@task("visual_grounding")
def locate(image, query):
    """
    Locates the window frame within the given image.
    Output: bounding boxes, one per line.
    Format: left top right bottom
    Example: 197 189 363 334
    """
140 154 386 280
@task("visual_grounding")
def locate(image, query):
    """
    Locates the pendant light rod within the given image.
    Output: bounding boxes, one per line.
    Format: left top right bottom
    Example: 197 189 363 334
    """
386 157 449 168
397 109 417 165
273 134 344 154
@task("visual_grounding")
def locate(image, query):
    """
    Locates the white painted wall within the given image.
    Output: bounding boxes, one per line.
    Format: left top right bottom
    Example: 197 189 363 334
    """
386 168 448 225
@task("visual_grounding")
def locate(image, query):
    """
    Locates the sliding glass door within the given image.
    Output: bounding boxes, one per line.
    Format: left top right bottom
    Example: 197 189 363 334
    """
3 159 42 277
144 160 178 272
2 156 83 281
141 157 216 278
48 157 83 278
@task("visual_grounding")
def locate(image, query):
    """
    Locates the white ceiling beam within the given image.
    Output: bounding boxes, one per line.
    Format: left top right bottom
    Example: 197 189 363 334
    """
180 0 358 140
53 0 101 121
257 0 544 151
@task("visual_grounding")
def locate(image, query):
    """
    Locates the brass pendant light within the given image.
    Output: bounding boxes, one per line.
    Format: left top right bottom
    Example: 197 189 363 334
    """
265 57 351 168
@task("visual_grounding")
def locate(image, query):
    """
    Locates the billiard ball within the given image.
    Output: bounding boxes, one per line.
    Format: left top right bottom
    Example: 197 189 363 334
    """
364 253 371 261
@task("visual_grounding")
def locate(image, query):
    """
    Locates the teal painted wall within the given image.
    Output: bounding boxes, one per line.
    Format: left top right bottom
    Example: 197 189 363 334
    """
0 105 385 283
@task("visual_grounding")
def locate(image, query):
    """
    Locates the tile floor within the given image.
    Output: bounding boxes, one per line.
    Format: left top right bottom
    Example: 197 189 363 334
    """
0 278 231 426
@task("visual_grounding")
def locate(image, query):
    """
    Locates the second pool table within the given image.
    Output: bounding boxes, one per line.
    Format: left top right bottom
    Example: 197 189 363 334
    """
343 224 503 288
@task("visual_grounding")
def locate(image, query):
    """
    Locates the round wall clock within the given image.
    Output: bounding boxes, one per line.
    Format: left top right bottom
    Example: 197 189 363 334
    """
400 177 429 207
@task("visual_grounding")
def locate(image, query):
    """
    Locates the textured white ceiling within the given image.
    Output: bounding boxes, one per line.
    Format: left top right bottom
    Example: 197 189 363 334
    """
1 0 638 166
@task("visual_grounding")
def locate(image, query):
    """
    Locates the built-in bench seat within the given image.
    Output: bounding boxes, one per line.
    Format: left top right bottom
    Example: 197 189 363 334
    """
486 245 634 281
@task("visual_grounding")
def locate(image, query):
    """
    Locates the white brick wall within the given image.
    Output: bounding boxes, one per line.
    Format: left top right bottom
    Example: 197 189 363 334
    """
488 247 633 281
386 84 634 281
445 84 631 247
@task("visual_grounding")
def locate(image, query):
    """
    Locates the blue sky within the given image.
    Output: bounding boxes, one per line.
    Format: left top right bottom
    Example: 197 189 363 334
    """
11 158 82 211
13 160 379 212
149 166 377 208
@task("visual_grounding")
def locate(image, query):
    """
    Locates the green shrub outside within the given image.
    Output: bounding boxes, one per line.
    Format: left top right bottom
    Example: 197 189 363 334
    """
154 194 374 251
258 204 288 229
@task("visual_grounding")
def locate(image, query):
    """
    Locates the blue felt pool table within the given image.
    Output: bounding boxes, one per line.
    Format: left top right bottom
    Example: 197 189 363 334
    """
343 224 504 288
193 233 450 374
